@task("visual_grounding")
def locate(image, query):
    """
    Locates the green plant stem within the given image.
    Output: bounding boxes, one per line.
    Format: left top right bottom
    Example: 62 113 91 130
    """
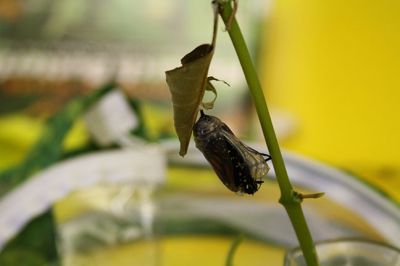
225 234 244 266
219 2 319 266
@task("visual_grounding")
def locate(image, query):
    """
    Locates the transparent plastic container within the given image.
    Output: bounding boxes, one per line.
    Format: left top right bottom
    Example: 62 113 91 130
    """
2 142 399 265
284 239 400 266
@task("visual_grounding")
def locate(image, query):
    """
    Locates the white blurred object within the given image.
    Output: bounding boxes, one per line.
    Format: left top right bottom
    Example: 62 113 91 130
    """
84 89 139 146
0 147 166 251
162 140 400 247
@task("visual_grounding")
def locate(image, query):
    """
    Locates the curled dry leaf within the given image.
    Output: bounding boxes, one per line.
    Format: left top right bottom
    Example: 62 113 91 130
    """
165 44 214 156
201 77 218 110
201 76 230 109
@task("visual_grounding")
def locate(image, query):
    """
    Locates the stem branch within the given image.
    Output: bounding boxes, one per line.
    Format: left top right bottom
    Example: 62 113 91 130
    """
218 2 319 265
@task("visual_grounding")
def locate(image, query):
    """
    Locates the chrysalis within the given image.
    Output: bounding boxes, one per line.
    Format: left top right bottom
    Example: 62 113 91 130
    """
193 110 271 195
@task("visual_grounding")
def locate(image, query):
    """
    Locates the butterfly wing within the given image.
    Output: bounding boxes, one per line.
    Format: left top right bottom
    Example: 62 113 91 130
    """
196 131 241 192
221 130 270 181
193 112 270 194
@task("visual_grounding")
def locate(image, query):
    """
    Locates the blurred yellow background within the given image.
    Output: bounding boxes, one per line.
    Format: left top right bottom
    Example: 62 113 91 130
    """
261 0 400 200
1 1 399 265
0 0 398 203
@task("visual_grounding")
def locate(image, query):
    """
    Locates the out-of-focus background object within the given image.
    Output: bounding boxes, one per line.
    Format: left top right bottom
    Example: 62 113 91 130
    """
0 1 273 265
0 0 399 265
260 0 400 201
0 0 267 170
284 238 400 266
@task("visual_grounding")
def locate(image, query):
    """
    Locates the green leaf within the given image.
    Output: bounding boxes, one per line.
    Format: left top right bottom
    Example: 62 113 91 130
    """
0 211 58 265
166 44 214 156
0 81 115 193
0 81 116 265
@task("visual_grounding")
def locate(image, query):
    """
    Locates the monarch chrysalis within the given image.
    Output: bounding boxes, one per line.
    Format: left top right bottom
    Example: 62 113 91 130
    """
193 110 271 195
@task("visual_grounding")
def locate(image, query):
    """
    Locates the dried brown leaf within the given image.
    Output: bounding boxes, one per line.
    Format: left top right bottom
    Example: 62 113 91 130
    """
165 44 214 156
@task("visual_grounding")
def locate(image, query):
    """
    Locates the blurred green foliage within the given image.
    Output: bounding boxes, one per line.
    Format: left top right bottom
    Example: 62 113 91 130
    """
0 82 115 265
